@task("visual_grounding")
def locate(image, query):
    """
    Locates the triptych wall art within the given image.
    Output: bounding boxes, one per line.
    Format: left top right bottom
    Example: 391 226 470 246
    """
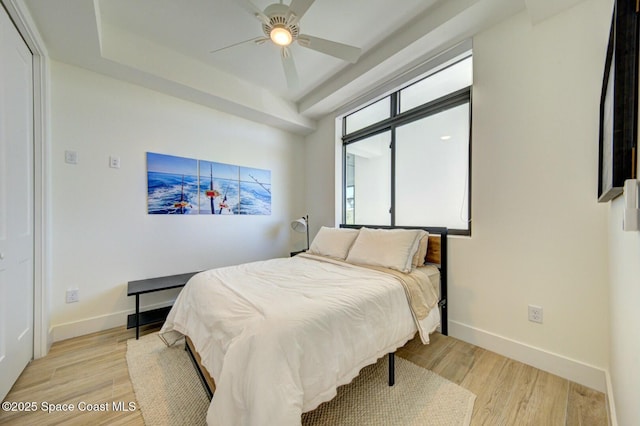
146 152 271 215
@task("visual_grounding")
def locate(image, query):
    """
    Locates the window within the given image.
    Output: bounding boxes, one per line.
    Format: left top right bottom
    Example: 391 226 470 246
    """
345 131 392 225
400 56 472 113
342 55 472 235
345 97 391 134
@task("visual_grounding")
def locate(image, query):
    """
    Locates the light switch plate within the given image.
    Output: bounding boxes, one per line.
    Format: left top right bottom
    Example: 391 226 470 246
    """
65 150 78 164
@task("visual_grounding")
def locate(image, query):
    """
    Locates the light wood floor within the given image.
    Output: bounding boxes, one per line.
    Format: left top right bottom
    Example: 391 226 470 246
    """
0 326 607 425
397 333 607 425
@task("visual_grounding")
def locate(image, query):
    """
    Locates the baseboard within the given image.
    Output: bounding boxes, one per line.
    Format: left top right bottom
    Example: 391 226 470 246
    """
604 369 618 426
50 301 173 342
448 320 606 392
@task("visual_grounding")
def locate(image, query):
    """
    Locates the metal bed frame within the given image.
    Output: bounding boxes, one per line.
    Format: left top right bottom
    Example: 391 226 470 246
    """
185 225 448 398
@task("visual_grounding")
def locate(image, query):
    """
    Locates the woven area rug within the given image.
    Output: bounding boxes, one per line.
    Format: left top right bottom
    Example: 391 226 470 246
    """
127 332 475 425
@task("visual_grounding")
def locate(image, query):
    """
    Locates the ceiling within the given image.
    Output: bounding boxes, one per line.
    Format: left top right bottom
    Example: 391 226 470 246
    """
20 0 586 134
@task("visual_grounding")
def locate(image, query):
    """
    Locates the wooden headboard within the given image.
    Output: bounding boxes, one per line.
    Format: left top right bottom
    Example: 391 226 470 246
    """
339 225 448 335
425 234 443 266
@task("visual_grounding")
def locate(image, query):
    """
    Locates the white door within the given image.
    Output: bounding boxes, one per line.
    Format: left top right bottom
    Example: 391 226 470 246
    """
0 4 34 401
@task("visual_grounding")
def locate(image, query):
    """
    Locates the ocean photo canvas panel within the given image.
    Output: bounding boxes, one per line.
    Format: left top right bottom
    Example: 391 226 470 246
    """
147 152 199 214
199 160 240 215
239 167 271 215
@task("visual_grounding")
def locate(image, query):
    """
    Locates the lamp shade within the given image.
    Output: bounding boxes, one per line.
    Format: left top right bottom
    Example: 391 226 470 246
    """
291 218 307 233
291 215 310 251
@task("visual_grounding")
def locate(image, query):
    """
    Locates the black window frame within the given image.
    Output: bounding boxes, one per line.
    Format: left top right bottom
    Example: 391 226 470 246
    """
342 86 472 236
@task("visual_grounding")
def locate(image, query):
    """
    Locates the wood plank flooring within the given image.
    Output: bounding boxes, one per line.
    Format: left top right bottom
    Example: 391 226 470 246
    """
1 326 607 425
397 333 608 425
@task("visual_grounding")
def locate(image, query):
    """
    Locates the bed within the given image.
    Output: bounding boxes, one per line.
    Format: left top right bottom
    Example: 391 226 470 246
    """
159 225 448 425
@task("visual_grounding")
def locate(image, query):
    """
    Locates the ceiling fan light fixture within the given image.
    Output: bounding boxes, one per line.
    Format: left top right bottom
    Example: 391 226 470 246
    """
270 25 293 46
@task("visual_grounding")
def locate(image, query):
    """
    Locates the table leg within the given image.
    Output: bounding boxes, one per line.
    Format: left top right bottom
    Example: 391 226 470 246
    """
135 294 140 340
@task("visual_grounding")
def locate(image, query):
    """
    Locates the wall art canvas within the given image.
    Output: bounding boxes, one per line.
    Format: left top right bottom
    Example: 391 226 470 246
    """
147 152 271 215
239 167 271 215
147 152 198 214
199 161 239 215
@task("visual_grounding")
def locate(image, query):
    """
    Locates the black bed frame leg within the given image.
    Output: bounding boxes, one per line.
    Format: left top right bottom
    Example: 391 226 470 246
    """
388 353 395 386
185 340 214 400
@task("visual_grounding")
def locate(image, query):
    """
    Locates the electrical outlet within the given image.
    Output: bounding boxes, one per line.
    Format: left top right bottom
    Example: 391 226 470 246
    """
528 305 543 323
109 156 121 169
66 289 79 303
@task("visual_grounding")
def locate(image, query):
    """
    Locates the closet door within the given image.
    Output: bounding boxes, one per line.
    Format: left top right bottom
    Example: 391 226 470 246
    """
0 4 34 400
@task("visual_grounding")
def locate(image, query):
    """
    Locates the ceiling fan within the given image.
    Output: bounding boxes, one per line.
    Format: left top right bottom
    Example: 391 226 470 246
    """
213 0 362 89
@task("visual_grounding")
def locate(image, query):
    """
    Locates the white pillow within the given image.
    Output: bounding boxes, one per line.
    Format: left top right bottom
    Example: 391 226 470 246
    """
346 228 426 273
308 227 360 260
411 233 429 268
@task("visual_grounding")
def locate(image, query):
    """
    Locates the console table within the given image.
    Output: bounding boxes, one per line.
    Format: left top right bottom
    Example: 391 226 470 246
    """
127 271 199 339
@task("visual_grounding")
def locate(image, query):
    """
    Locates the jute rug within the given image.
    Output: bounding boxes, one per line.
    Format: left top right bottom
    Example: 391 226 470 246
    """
127 333 475 425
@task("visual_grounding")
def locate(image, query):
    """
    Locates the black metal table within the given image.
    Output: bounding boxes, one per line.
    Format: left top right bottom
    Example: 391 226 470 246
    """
127 271 199 339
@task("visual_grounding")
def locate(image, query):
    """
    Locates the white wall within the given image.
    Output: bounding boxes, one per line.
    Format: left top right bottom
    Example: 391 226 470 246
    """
50 61 305 340
303 115 338 240
450 0 611 389
607 164 640 425
306 0 612 392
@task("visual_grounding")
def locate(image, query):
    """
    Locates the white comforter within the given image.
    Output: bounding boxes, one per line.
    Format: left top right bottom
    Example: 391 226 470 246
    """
159 254 439 426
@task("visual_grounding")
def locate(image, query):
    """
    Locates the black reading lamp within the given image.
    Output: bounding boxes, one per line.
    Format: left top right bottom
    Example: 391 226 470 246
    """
290 215 309 250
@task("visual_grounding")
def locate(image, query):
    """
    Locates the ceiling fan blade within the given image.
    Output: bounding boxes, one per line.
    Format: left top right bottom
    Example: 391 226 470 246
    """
210 37 268 54
297 35 361 63
281 47 299 89
235 0 270 25
287 0 315 24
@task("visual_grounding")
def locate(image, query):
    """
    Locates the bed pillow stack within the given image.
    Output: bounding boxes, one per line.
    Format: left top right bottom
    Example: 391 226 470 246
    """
345 227 428 273
307 226 429 273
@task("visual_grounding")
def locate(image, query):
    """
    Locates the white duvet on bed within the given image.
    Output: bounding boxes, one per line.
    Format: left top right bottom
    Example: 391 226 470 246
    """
159 254 440 426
